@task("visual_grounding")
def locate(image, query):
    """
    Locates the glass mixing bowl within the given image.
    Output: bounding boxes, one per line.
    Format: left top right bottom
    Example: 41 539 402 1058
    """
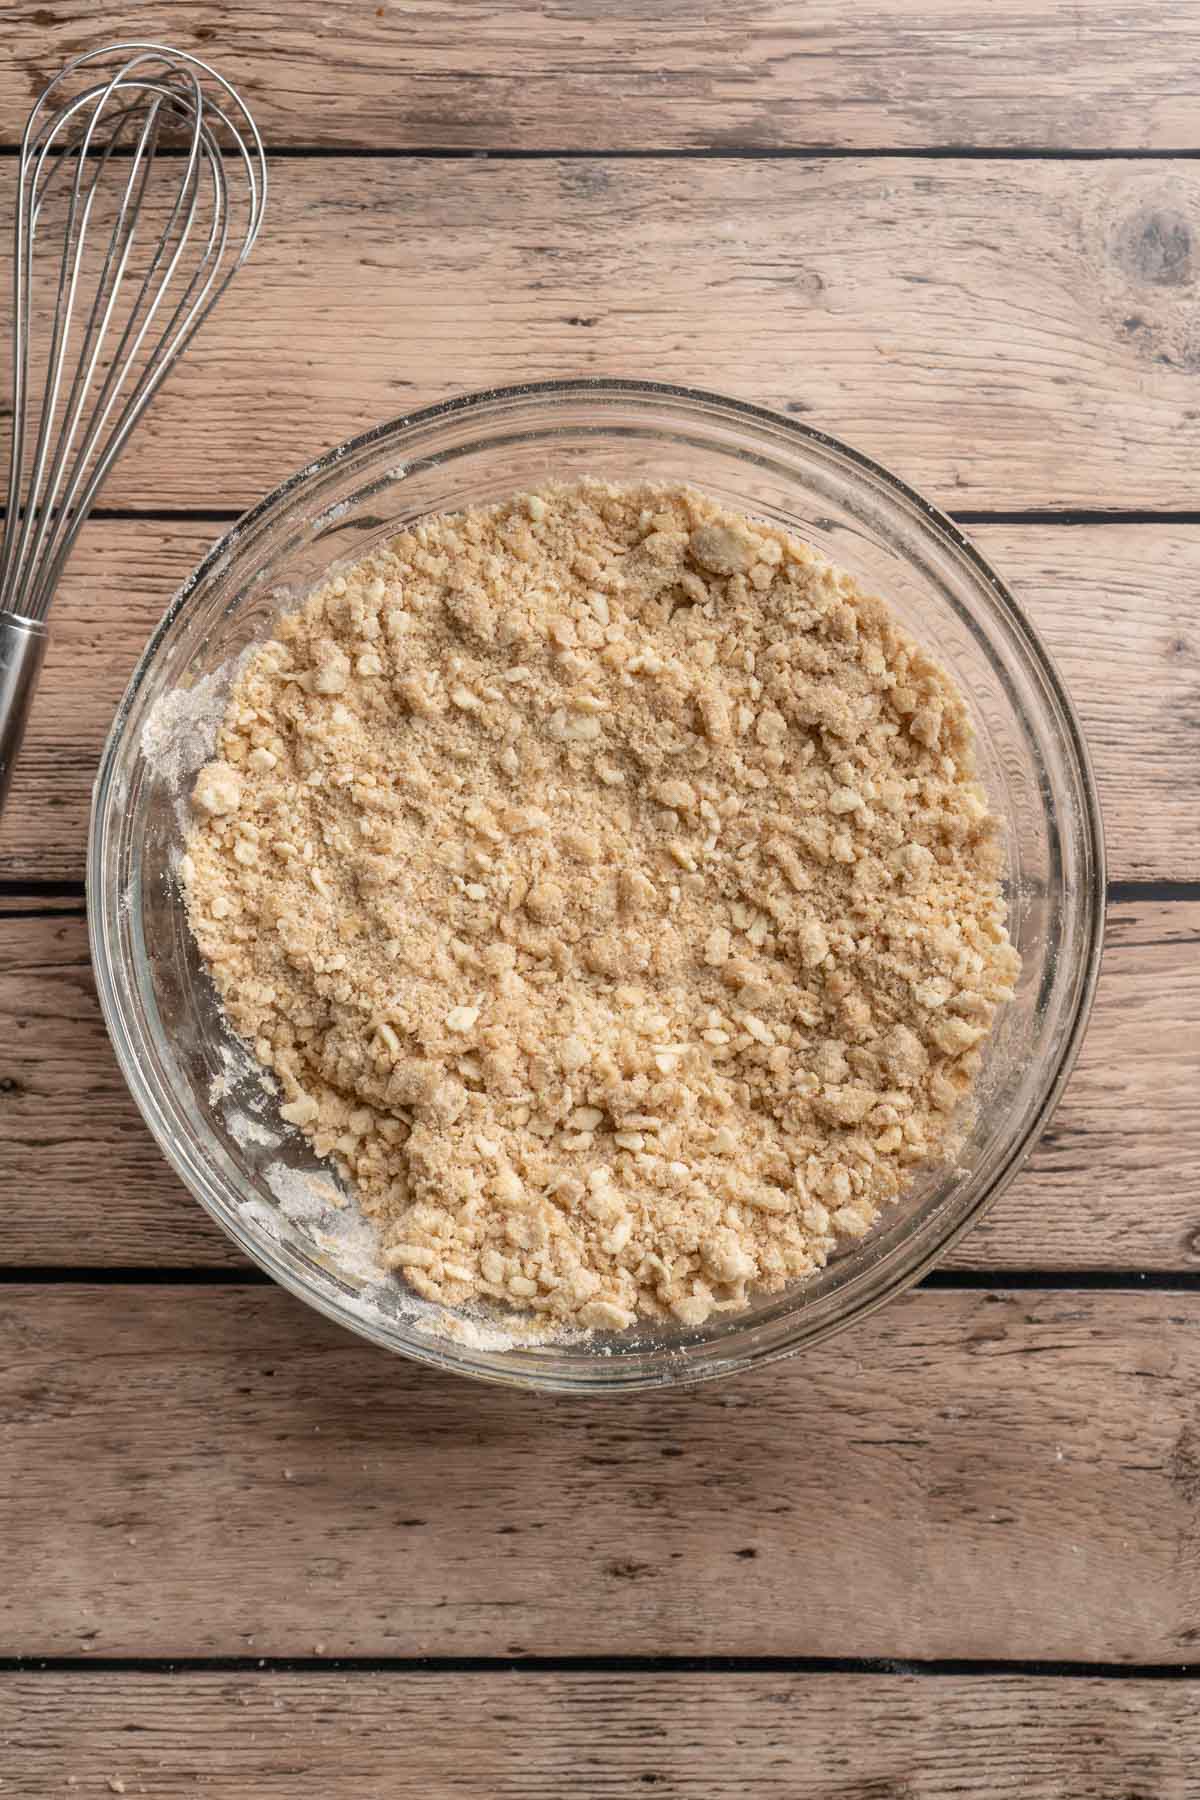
89 380 1104 1391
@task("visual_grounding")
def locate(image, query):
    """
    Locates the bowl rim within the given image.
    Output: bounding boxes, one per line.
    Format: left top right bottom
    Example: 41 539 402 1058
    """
87 376 1107 1390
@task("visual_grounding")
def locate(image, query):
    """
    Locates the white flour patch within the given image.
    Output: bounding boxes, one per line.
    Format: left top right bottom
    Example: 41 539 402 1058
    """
141 649 254 837
264 1161 327 1224
229 1114 280 1149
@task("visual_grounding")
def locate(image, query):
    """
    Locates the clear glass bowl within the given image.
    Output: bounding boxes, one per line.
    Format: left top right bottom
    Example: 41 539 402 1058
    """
89 380 1105 1391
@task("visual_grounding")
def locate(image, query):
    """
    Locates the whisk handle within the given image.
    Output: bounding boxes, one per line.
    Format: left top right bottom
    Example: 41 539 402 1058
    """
0 611 49 821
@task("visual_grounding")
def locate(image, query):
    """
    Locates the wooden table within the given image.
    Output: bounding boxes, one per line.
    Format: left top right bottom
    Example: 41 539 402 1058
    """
2 6 1198 1793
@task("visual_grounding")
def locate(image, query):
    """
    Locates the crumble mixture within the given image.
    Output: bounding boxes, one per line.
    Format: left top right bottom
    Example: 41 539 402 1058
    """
182 481 1019 1333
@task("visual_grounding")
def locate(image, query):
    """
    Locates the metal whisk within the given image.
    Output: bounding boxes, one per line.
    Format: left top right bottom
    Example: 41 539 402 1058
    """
0 41 267 816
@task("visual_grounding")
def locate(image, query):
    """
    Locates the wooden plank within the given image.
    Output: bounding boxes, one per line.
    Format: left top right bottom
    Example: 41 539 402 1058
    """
0 1284 1197 1659
3 1671 1197 1798
0 894 79 917
2 158 1199 513
0 520 219 889
0 908 238 1268
3 2 1198 152
2 517 1197 885
2 897 1197 1273
965 893 1200 1271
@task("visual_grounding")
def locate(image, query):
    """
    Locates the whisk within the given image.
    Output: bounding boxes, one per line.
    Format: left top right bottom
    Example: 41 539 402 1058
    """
0 41 267 817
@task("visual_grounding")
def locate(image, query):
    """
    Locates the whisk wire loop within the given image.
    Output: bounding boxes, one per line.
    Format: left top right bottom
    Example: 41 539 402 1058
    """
1 42 267 624
14 85 177 599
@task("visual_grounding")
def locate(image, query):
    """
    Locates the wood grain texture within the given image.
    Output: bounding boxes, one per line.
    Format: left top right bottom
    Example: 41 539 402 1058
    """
3 1672 1198 1798
0 906 1196 1274
0 0 1195 1741
3 158 1199 513
1 1283 1198 1659
3 2 1199 152
3 518 1197 886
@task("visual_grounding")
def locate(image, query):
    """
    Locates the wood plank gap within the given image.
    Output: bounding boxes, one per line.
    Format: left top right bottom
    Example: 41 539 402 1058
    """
953 510 1200 528
0 879 88 901
14 507 247 526
0 905 80 921
5 1267 1200 1291
918 1270 1200 1292
5 144 1200 162
0 1267 271 1286
1109 880 1200 905
3 1654 1199 1679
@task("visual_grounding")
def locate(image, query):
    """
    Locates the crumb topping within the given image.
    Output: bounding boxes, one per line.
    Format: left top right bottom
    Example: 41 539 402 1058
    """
183 481 1019 1332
